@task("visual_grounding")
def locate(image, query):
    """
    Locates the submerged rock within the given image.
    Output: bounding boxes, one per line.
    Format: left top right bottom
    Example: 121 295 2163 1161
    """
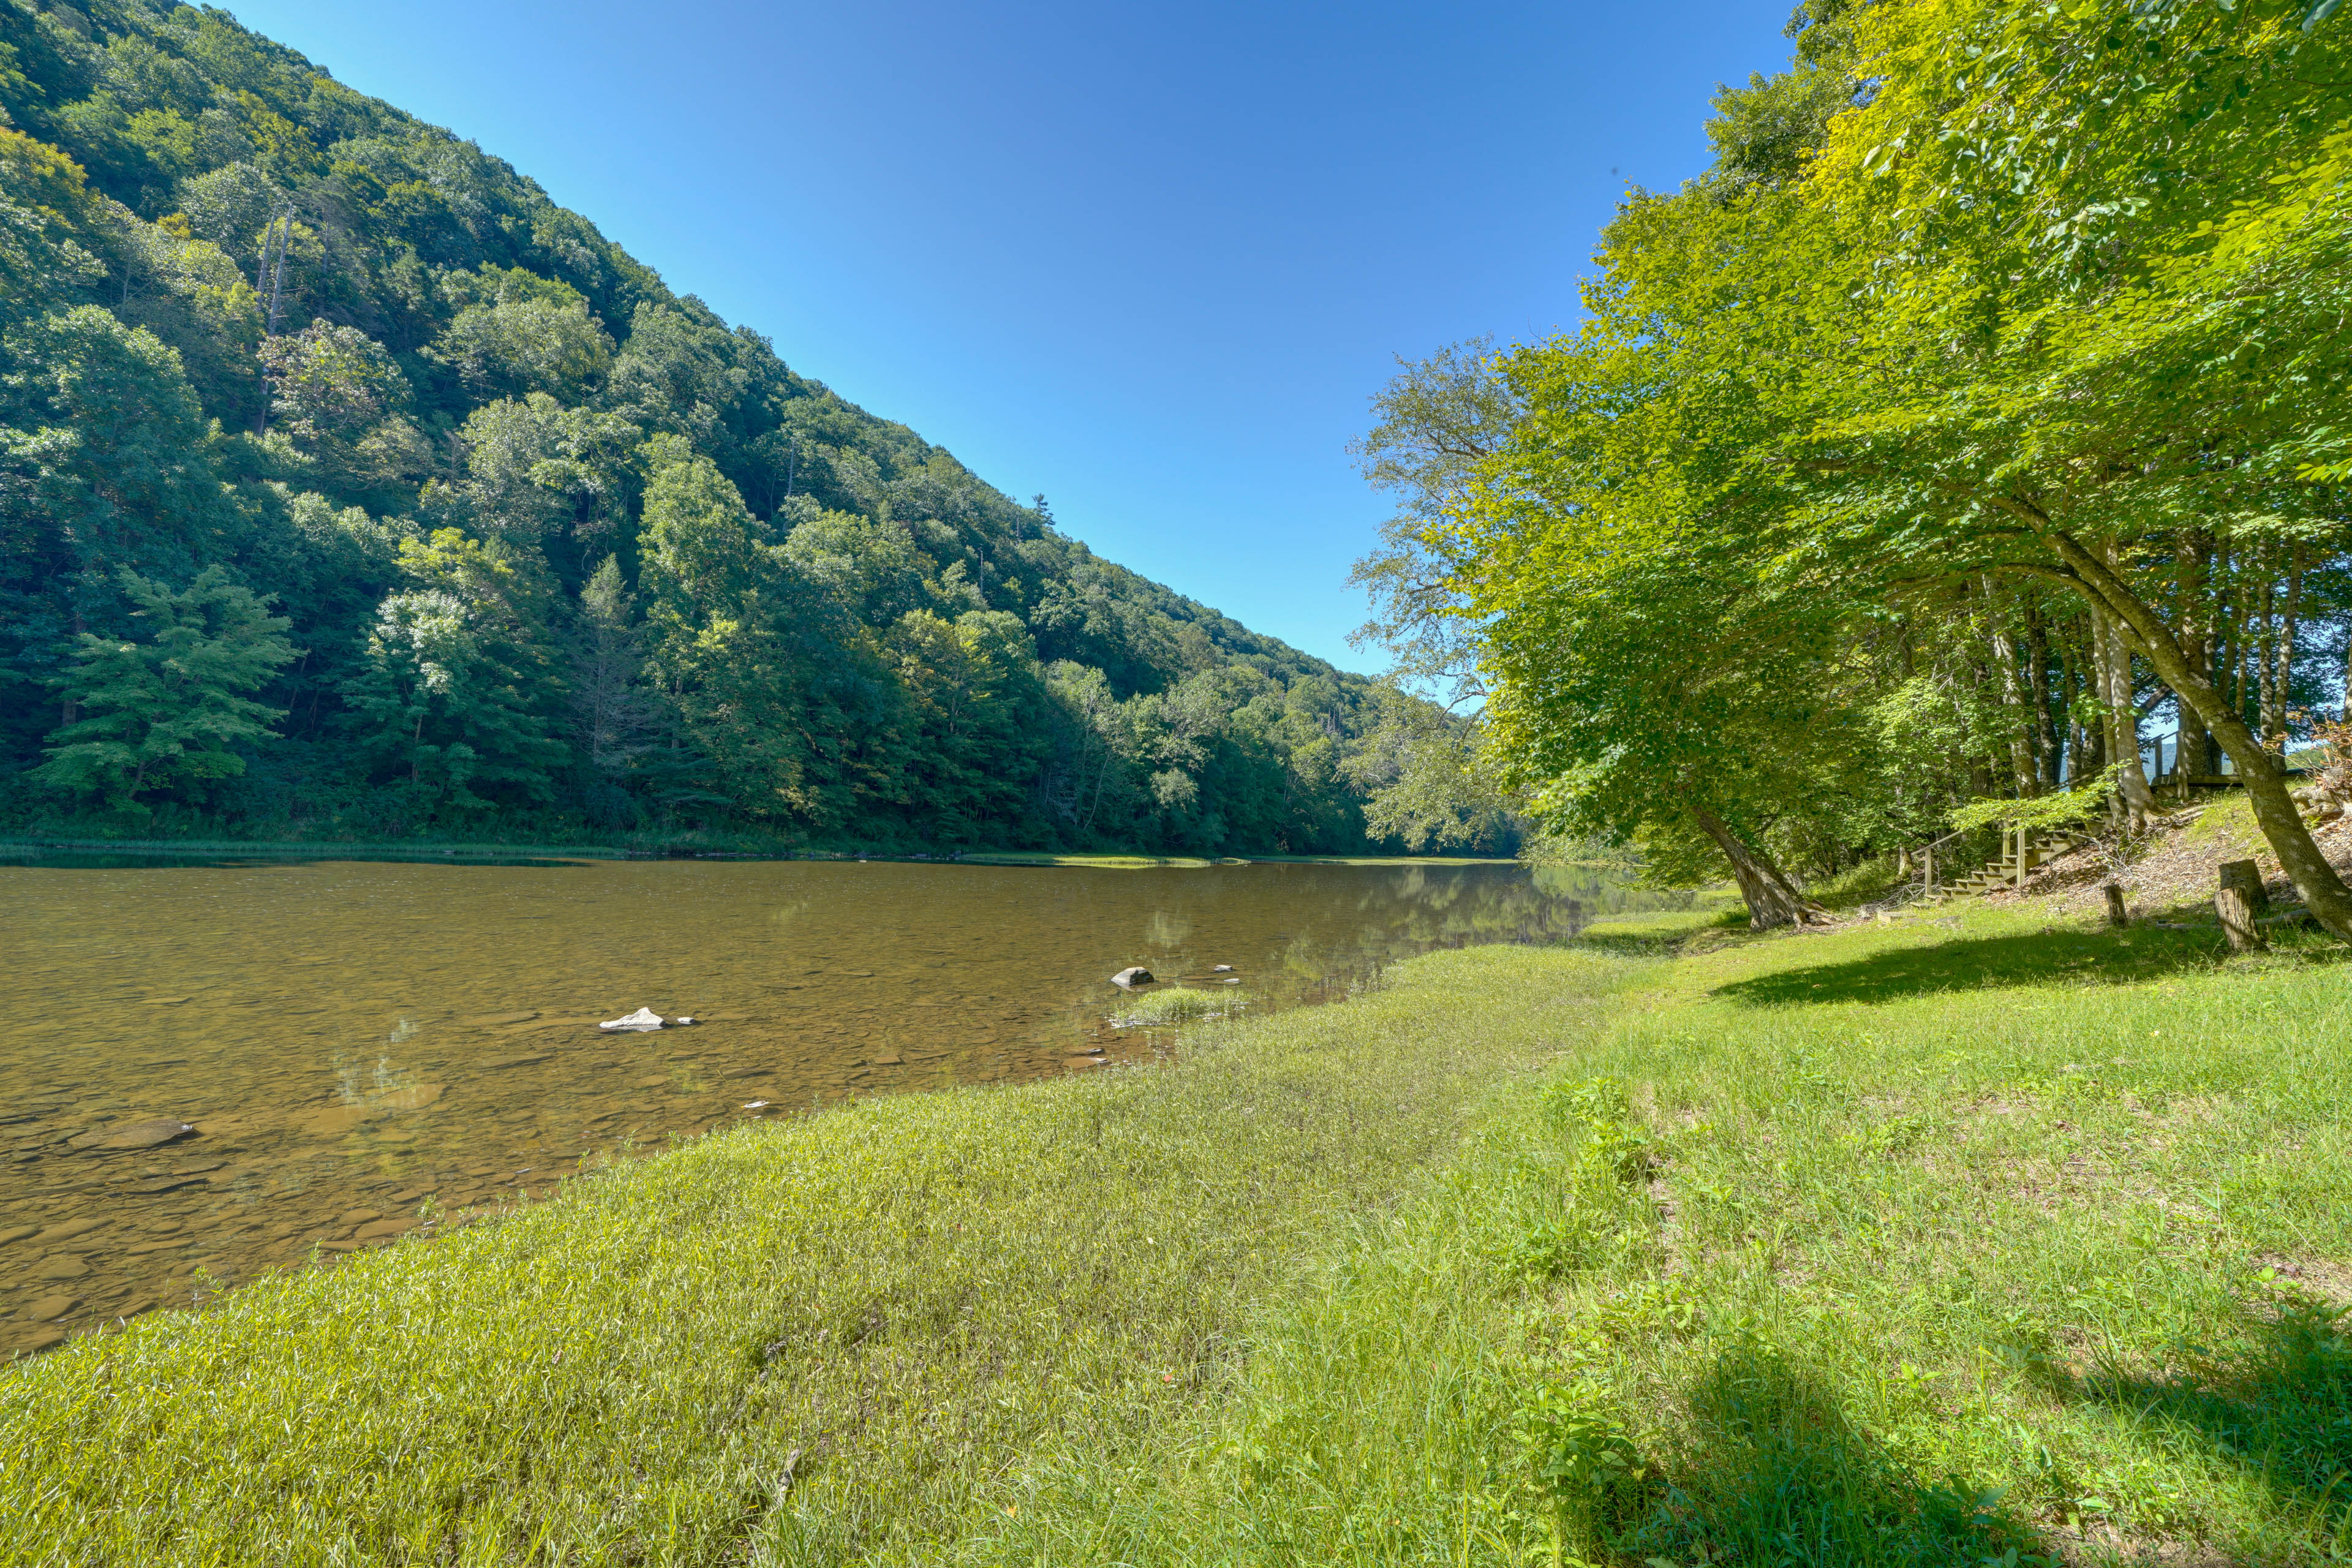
292 1104 372 1138
66 1119 195 1152
600 1007 665 1033
1110 967 1155 987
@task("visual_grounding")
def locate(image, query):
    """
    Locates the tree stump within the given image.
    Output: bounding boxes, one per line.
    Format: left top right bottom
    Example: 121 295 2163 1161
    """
2103 884 2128 927
2215 883 2267 952
2217 859 2269 917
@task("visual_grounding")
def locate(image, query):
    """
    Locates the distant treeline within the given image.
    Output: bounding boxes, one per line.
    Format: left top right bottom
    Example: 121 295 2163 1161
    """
0 0 1508 855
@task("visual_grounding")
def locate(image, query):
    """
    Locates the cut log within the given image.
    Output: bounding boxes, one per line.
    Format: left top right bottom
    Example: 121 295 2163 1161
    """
2217 859 2269 917
2216 883 2267 952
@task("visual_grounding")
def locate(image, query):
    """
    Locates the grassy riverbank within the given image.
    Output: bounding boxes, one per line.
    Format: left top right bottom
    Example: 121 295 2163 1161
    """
7 903 2348 1564
0 944 1639 1566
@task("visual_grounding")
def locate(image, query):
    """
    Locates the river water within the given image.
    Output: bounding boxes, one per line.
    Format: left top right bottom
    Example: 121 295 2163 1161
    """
0 854 1659 1353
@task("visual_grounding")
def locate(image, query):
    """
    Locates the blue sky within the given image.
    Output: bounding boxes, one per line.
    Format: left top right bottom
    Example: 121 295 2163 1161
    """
222 0 1794 672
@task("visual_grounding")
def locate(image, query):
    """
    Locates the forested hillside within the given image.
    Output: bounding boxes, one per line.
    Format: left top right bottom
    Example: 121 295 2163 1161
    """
0 0 1467 854
1359 0 2352 929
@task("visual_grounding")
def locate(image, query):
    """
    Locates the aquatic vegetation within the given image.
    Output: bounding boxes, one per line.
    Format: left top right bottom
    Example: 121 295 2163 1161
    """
1112 986 1248 1027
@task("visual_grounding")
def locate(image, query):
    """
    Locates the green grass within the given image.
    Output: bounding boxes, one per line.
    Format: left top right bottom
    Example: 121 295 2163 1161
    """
978 902 2352 1566
8 901 2348 1566
0 945 1638 1566
1112 986 1250 1026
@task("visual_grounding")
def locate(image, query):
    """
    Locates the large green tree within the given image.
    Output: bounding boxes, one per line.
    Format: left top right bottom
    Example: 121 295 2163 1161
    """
34 564 293 815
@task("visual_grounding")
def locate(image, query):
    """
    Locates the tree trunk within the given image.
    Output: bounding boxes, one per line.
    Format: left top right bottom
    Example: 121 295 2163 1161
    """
2026 603 2061 790
1687 800 1818 931
2051 531 2352 943
1988 590 2037 796
2057 629 2087 782
2175 535 2212 783
2256 564 2280 753
2273 543 2304 753
2342 614 2351 725
2090 592 2158 820
2215 884 2266 952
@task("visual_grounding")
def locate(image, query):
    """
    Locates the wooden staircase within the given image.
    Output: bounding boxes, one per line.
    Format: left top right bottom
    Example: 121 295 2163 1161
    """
1938 831 2084 899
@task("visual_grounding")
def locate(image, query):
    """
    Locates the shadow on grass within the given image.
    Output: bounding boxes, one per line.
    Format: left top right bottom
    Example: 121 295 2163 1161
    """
2052 1298 2352 1554
1713 926 2237 1008
1614 1344 2048 1566
1576 908 1752 957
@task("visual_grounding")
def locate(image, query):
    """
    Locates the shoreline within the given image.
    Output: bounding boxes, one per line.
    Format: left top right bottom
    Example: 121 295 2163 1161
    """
0 834 1521 869
9 897 2336 1562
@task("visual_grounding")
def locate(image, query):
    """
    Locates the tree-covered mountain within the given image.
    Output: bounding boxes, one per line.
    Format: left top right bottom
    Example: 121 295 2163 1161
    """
0 0 1471 854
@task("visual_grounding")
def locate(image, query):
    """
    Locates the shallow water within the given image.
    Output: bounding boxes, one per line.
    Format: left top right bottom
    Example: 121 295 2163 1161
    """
0 855 1660 1352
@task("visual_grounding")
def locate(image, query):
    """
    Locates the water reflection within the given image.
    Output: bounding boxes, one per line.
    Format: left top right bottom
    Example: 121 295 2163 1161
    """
0 856 1673 1353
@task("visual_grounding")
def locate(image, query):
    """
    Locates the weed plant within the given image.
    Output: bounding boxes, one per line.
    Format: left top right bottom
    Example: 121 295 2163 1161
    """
1113 987 1250 1027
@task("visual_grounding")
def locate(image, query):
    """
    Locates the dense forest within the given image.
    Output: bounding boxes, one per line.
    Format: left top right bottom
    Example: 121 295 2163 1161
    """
1357 0 2352 930
0 0 1502 856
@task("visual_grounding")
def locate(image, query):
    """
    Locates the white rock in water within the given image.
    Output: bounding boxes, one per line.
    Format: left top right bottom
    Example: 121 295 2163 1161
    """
600 1007 665 1033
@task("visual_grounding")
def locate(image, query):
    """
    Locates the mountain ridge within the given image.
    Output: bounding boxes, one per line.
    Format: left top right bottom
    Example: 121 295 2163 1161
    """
0 0 1481 854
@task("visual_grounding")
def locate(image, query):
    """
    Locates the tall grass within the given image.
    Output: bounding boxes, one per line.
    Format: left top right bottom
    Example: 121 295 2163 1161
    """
974 903 2352 1566
0 945 1640 1567
10 900 2344 1566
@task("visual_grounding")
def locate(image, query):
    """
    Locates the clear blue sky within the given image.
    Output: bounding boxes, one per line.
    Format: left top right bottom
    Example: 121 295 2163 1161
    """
222 0 1793 673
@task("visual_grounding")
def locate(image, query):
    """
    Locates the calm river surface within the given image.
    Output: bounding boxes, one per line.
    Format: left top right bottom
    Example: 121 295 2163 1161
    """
0 854 1659 1352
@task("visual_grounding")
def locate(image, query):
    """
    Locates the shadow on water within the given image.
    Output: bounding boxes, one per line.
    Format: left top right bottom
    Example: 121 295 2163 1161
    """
1617 1344 2045 1566
1711 927 2245 1008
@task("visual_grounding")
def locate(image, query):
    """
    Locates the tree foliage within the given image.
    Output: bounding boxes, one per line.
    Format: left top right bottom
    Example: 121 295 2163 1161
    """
1365 0 2352 929
0 0 1456 854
